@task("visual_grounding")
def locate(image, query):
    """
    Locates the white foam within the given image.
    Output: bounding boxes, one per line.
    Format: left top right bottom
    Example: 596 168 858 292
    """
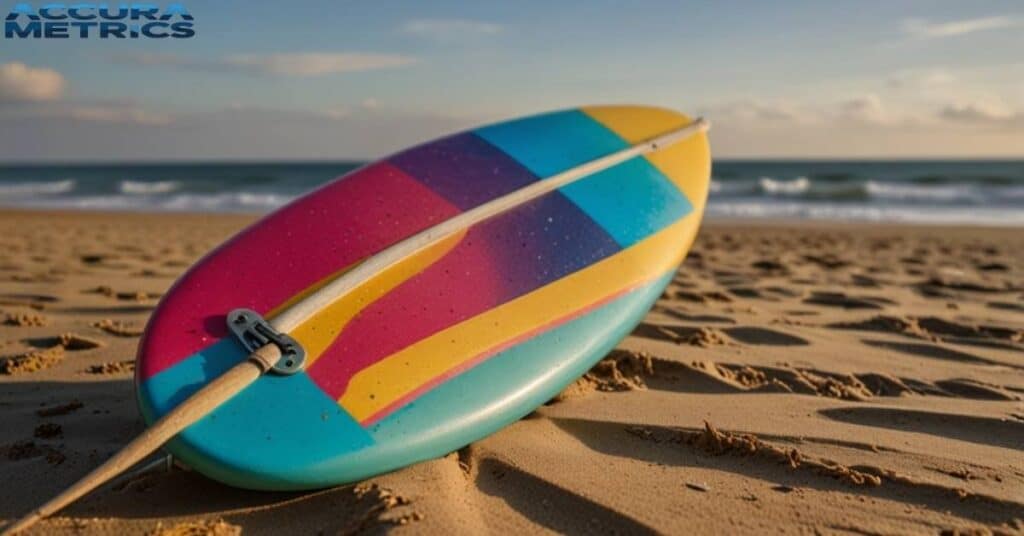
120 180 181 194
0 179 75 197
706 201 1024 226
864 181 977 203
7 191 295 213
759 176 810 196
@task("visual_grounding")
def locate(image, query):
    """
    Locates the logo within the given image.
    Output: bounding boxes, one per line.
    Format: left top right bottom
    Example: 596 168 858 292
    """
5 3 195 39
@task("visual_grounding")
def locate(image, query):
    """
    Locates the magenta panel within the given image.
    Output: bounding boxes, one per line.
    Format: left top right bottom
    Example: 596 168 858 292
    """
136 162 461 380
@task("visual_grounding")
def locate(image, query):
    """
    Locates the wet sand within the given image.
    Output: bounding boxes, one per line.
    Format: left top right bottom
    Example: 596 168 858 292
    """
0 210 1022 535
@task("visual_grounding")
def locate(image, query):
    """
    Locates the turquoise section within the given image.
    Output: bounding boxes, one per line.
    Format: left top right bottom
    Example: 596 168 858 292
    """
475 109 691 247
560 158 691 247
136 270 673 490
137 338 374 490
475 109 626 178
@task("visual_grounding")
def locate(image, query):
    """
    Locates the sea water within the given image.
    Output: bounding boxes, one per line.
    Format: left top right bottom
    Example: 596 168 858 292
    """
1 160 1022 225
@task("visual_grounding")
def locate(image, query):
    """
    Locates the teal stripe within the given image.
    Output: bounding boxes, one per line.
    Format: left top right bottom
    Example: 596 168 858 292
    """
475 109 692 247
137 338 374 490
476 109 625 178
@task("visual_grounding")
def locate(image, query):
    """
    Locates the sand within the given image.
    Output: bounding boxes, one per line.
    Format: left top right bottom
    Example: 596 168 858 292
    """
0 209 1021 535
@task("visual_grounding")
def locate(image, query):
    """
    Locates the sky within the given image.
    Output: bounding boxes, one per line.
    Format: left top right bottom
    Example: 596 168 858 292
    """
0 0 1022 162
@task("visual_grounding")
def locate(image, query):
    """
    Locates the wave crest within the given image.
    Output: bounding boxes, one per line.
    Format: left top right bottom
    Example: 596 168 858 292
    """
120 180 181 195
0 179 75 196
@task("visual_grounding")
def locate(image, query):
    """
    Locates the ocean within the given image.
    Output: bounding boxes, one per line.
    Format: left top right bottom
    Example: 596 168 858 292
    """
1 160 1022 225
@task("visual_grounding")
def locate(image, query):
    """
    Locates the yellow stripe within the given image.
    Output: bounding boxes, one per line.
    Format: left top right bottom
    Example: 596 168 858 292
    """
266 262 360 320
582 106 712 213
338 212 703 421
290 231 467 364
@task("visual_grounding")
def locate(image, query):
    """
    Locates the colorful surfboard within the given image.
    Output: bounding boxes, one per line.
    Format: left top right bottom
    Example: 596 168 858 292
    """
135 105 711 490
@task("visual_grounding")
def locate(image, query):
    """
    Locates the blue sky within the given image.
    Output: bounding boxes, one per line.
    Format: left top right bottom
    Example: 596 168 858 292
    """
1 0 1022 161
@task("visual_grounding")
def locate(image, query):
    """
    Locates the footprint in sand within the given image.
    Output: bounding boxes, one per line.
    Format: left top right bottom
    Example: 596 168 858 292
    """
93 319 145 337
721 327 808 346
819 407 1024 450
566 350 1019 403
804 291 891 310
652 306 736 325
631 322 729 347
0 345 65 375
987 301 1024 313
861 339 1018 369
829 315 1024 351
3 313 49 327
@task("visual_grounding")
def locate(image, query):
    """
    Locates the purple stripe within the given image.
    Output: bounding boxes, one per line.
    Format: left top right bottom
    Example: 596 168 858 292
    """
482 192 621 296
389 132 539 211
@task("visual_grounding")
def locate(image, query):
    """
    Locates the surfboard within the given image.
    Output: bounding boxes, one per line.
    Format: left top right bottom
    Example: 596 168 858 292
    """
134 105 711 490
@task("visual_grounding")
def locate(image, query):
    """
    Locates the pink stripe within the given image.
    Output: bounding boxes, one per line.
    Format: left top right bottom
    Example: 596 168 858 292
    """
136 163 461 380
359 278 654 426
307 224 504 397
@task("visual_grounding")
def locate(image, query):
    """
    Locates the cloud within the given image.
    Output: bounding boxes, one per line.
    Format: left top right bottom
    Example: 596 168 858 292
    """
0 61 170 126
0 62 66 102
0 100 174 126
222 101 391 121
902 15 1018 38
886 69 955 89
224 53 415 76
63 105 172 125
0 104 477 161
401 18 502 41
703 100 809 123
114 52 416 77
838 94 890 123
938 102 1021 125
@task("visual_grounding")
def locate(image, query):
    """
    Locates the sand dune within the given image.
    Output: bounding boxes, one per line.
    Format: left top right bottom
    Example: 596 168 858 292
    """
0 210 1022 534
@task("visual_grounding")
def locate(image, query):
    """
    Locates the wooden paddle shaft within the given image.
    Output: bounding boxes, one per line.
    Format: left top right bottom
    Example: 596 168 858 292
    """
0 344 281 536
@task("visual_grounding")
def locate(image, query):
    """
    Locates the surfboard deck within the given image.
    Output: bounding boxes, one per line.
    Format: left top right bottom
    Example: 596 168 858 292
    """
135 105 711 490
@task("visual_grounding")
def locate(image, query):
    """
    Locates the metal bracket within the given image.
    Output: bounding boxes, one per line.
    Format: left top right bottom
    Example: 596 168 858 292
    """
226 309 305 375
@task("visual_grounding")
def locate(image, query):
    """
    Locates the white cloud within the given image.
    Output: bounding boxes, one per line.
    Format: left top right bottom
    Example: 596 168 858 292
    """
0 101 174 126
64 105 173 125
0 62 169 126
0 62 65 102
224 53 415 77
703 100 809 124
902 15 1018 39
838 94 890 123
114 52 416 77
321 107 352 119
401 18 502 41
111 52 188 68
887 69 955 89
0 104 477 161
939 102 1020 124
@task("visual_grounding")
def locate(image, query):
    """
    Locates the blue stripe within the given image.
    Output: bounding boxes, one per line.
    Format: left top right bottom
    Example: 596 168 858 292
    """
476 110 625 178
475 109 691 246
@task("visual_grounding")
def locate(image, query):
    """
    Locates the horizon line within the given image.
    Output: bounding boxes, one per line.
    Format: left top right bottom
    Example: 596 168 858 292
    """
1 156 1023 167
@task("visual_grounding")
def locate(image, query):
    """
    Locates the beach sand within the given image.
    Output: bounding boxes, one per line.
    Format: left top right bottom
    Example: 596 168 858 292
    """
0 210 1021 535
